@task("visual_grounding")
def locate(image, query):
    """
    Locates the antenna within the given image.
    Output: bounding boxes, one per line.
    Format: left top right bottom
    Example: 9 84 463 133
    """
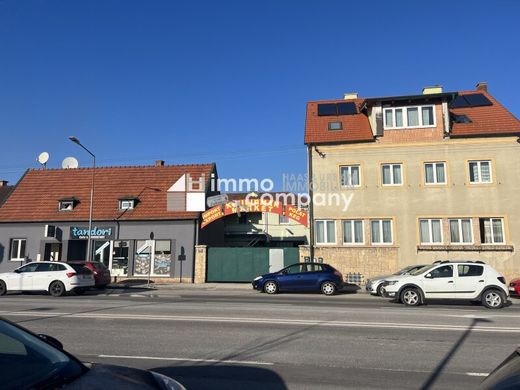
37 152 50 168
62 157 79 169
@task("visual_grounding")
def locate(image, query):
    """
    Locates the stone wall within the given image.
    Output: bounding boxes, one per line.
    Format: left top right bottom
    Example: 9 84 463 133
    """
194 245 207 283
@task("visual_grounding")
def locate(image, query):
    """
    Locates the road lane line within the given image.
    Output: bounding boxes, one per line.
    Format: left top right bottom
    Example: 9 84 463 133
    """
96 354 274 366
466 372 489 377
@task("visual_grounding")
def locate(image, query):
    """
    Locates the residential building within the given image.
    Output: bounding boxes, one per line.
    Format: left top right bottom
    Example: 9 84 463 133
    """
304 83 520 281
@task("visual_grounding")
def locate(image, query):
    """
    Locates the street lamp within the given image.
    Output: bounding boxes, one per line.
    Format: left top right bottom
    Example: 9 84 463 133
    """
69 136 96 263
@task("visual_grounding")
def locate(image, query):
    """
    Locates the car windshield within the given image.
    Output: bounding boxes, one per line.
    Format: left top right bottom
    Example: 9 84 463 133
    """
409 264 435 276
0 320 85 390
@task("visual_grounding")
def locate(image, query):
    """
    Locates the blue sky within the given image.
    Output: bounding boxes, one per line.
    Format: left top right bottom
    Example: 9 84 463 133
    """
0 0 519 189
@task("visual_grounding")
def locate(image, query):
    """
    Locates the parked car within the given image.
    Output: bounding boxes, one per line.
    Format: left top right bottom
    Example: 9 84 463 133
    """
380 261 509 309
0 317 185 390
69 261 111 289
508 278 520 297
252 262 344 295
0 261 94 297
478 346 520 389
366 264 428 296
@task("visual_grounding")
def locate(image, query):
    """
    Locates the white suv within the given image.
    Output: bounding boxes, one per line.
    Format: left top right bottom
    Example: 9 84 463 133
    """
381 261 509 309
0 261 95 297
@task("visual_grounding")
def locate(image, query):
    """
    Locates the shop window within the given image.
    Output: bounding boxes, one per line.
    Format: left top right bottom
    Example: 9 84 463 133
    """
153 240 172 276
10 238 26 261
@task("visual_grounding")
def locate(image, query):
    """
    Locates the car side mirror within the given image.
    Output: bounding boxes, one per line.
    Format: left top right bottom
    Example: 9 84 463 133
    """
14 269 21 273
425 273 433 279
38 334 64 350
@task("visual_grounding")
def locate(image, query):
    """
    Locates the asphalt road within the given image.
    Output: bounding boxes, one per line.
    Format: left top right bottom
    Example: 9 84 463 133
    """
2 287 520 390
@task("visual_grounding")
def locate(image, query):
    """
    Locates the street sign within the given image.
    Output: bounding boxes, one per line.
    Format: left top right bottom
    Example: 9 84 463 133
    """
207 194 229 208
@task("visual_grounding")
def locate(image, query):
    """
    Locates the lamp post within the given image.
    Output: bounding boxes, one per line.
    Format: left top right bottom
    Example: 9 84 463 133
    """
69 136 96 263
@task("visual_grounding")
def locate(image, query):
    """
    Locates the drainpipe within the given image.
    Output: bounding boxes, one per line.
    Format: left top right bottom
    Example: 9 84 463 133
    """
307 145 315 262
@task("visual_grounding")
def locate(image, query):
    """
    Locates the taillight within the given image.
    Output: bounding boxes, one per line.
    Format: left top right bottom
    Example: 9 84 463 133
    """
498 276 506 285
66 272 76 278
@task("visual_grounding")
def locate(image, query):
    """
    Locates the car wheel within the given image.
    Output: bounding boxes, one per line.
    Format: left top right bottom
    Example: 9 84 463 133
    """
401 287 421 306
0 280 6 296
49 281 66 297
376 283 384 296
321 281 337 296
482 289 505 309
263 281 278 294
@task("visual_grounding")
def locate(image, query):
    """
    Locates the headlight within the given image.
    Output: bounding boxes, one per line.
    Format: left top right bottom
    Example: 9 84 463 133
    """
385 280 399 286
151 371 186 390
253 276 263 281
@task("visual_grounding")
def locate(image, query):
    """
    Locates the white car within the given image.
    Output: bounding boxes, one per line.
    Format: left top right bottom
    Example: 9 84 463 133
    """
0 261 95 297
366 264 427 296
381 261 509 309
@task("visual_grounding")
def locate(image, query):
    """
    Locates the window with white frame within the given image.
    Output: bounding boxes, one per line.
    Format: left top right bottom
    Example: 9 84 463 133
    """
424 162 446 185
381 164 403 186
469 160 492 183
119 199 135 210
279 215 290 224
479 218 505 244
371 219 393 244
340 165 361 187
10 238 26 260
383 105 435 129
419 219 443 244
315 220 336 244
449 219 473 244
342 220 364 244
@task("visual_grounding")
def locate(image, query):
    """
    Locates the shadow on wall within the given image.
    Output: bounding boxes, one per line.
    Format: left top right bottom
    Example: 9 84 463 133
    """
151 364 287 390
0 243 3 264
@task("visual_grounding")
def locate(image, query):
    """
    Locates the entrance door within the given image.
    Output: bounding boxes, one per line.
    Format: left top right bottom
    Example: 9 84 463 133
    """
94 240 111 269
134 240 152 276
44 243 62 261
269 249 284 274
111 241 129 276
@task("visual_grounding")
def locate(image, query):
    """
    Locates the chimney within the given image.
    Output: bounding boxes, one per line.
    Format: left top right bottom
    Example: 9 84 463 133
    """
155 160 165 167
0 180 8 187
422 85 443 95
476 82 488 92
343 92 358 100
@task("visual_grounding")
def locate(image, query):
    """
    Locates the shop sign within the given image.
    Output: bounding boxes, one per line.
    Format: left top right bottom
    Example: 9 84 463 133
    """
70 226 114 240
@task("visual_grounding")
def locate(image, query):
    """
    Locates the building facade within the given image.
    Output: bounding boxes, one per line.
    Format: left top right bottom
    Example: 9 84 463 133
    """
304 84 520 281
0 162 220 283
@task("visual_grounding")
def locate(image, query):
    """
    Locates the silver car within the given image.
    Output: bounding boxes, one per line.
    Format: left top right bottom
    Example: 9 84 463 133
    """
366 264 427 296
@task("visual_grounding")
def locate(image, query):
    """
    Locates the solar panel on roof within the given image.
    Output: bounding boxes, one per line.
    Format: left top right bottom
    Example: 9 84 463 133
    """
317 103 338 116
450 96 469 108
337 102 357 115
464 93 492 107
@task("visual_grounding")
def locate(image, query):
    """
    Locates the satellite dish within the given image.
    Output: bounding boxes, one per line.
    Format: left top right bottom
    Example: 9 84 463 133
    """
62 157 79 169
37 152 50 167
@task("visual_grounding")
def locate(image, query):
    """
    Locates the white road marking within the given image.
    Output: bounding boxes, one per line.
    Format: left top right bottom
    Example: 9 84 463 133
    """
3 310 520 333
96 354 274 366
466 372 489 377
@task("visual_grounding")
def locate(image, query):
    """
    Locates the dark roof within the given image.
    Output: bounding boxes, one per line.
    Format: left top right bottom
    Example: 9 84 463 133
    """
0 164 215 222
0 186 14 207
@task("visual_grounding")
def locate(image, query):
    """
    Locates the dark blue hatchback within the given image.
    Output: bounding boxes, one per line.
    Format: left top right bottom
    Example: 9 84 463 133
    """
252 263 344 295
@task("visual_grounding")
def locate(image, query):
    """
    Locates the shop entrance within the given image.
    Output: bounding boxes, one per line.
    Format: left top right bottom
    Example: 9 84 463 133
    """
111 240 130 277
43 243 62 261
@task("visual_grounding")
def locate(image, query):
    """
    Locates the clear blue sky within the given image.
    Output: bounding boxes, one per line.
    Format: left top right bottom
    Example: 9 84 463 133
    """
1 0 519 190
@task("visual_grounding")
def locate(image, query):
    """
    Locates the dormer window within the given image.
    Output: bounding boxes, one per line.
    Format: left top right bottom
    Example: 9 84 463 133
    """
119 199 135 210
328 121 342 131
383 105 435 129
58 198 77 212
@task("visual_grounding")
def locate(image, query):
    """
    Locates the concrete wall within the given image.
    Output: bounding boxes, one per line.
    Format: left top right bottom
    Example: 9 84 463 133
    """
310 136 519 281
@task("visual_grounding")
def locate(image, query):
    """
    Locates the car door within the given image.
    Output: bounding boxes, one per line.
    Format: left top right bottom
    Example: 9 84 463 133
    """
454 264 485 299
33 263 58 291
15 263 39 291
276 264 305 291
422 265 455 298
298 263 324 290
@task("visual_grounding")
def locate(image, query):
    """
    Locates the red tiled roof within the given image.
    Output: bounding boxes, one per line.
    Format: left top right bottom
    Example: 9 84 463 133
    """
450 90 520 137
304 99 374 144
0 164 215 222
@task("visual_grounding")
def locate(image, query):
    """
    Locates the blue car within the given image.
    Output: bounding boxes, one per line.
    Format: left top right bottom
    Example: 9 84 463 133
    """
252 263 344 295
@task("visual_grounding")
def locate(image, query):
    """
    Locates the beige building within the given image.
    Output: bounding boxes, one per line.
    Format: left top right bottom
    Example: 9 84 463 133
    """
304 83 520 282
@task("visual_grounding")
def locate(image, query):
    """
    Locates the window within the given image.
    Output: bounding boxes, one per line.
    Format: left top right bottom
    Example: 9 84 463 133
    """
315 220 336 244
449 219 473 244
424 162 446 185
458 265 483 277
340 165 361 187
305 263 324 272
10 239 26 261
342 220 364 244
371 220 393 244
328 121 342 131
383 105 436 129
59 200 74 211
119 199 135 210
279 215 290 224
469 161 492 183
284 264 305 274
479 218 505 244
419 219 443 244
430 265 453 278
153 240 172 275
17 263 39 272
381 164 403 186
